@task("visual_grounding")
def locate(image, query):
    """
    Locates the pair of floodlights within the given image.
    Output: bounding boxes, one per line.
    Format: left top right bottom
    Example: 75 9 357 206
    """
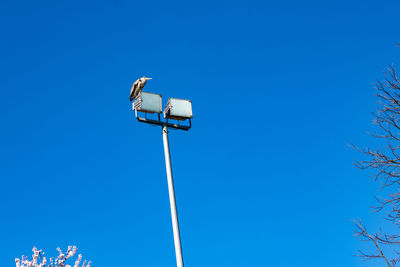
132 91 193 130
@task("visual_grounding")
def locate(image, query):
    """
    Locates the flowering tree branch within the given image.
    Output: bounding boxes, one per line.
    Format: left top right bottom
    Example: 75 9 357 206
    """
15 246 91 267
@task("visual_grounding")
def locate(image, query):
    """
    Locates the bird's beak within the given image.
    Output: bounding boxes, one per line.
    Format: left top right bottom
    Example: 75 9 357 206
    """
146 77 152 80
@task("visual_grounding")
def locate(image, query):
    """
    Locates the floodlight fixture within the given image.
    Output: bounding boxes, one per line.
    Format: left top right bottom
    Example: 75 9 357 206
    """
133 91 162 114
133 92 192 131
164 98 193 121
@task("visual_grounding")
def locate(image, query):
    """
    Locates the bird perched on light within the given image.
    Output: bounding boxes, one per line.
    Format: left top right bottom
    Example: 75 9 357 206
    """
130 76 152 101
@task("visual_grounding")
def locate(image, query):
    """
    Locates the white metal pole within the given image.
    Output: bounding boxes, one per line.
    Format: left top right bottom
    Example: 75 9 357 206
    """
162 125 184 267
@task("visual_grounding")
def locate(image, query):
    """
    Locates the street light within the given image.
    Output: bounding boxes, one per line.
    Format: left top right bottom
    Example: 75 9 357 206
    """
132 91 192 267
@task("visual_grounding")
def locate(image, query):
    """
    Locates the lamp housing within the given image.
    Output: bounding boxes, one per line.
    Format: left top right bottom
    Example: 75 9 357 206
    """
133 92 162 114
164 98 193 121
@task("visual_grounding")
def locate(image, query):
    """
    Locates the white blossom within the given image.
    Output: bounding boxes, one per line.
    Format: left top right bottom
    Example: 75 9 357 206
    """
74 254 82 267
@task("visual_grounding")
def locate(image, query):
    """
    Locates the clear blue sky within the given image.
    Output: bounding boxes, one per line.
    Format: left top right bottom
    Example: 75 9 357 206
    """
1 0 400 266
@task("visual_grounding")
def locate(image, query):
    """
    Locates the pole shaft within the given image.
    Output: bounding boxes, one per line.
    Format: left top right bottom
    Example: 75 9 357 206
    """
162 125 184 267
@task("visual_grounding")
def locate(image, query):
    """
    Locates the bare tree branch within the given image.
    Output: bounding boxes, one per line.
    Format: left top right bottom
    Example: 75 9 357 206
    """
353 219 395 266
354 64 400 265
